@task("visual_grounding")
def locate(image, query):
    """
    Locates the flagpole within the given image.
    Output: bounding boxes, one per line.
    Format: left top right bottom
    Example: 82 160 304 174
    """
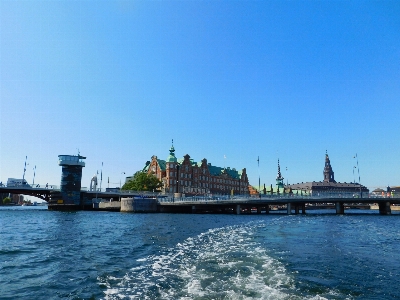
100 162 103 192
96 170 98 201
22 156 29 186
258 156 260 199
356 153 361 198
32 165 36 186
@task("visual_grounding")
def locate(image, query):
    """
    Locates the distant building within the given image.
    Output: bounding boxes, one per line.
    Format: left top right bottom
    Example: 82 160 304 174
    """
13 194 24 205
372 186 400 198
0 192 9 205
388 186 400 197
132 142 251 195
7 178 30 187
287 152 369 197
371 188 385 198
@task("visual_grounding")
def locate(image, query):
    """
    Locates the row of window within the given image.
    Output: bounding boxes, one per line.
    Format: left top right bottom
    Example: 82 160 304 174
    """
168 172 246 185
168 179 247 190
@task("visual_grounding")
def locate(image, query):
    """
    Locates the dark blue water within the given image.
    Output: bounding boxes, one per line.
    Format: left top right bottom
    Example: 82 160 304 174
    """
1 206 399 299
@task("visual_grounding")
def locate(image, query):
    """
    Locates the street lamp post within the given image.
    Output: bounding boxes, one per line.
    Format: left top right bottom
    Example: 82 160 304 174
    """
176 164 180 194
32 165 36 186
119 172 125 201
257 156 260 199
354 154 362 198
22 156 28 186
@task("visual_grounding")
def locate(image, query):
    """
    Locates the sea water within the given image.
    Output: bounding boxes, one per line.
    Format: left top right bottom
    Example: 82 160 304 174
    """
1 206 399 299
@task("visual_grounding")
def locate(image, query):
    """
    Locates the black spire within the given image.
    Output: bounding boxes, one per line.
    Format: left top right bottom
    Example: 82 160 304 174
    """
323 151 335 183
276 159 284 188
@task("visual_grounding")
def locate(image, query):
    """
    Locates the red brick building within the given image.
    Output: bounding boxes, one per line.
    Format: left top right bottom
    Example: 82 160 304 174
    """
142 143 250 195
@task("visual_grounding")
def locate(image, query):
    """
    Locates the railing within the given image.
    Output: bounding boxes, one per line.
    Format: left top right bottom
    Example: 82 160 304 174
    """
0 183 59 190
156 193 381 204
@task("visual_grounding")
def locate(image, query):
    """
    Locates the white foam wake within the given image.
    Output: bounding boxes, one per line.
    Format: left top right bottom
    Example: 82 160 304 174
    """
100 221 328 300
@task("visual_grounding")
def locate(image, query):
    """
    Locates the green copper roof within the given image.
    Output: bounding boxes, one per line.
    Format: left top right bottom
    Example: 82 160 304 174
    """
157 159 166 171
207 165 242 179
167 144 177 162
142 161 150 172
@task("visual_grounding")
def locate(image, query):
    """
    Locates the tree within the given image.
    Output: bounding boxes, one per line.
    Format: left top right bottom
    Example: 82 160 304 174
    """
2 197 11 204
122 171 162 192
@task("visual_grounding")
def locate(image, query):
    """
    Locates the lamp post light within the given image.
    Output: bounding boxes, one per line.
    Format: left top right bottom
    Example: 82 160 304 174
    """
354 154 362 198
32 165 36 186
257 156 261 199
176 164 180 194
119 172 125 201
100 162 103 192
22 156 28 186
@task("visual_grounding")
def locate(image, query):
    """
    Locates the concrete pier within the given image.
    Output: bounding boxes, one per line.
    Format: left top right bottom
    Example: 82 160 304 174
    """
336 202 344 214
287 203 292 215
236 204 241 215
121 197 157 212
378 201 391 215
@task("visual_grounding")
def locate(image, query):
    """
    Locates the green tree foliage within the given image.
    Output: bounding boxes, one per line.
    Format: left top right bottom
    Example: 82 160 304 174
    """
2 197 11 204
121 171 162 192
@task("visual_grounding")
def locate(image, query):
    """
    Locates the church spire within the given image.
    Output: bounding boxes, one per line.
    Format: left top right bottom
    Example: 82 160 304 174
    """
323 151 335 182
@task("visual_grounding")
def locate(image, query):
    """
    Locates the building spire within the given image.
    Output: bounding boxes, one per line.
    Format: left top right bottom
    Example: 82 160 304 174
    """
170 139 175 154
167 139 177 162
323 151 335 182
276 159 284 188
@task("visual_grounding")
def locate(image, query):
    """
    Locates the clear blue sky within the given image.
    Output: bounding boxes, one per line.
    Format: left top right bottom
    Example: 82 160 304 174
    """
1 0 399 192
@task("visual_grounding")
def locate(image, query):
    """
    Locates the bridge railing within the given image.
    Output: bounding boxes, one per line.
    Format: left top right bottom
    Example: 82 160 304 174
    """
0 183 59 190
156 193 375 204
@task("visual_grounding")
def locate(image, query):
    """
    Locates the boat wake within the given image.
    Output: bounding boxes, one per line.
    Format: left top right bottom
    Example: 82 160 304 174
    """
99 221 338 299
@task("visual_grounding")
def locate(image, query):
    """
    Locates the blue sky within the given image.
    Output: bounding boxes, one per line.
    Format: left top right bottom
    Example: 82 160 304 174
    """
1 0 399 192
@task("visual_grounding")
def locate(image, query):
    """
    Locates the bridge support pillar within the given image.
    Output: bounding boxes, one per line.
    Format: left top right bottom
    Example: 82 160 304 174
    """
294 205 299 214
257 207 262 214
287 203 292 215
302 203 306 214
236 205 241 215
379 202 391 215
265 205 269 214
192 205 196 213
335 202 344 214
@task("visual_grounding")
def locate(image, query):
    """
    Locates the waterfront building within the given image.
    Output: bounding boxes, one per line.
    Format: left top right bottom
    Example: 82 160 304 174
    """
287 152 369 197
388 186 400 197
136 143 250 195
58 154 86 205
371 188 385 198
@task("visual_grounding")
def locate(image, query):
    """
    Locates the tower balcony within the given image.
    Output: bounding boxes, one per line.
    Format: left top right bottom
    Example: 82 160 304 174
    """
58 155 86 167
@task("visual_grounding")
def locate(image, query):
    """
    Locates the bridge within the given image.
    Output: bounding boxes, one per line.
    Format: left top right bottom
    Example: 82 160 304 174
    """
2 154 397 215
0 185 57 201
0 184 158 203
155 195 400 215
1 184 398 215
